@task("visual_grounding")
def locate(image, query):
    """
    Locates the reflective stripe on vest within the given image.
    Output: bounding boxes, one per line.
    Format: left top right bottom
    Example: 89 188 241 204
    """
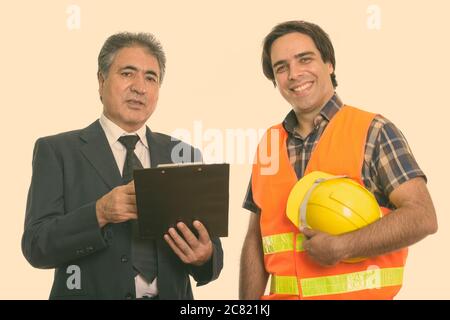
270 267 404 297
270 275 299 295
262 233 305 254
296 233 305 252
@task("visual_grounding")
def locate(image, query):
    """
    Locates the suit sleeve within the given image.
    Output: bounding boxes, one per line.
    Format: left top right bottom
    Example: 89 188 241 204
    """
188 237 223 286
22 138 108 269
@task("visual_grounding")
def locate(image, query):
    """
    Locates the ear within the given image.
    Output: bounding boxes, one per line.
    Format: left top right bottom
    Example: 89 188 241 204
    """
97 71 105 102
327 62 334 75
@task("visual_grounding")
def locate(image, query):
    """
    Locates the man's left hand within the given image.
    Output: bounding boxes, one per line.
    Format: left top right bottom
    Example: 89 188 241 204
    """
164 220 213 266
301 227 346 266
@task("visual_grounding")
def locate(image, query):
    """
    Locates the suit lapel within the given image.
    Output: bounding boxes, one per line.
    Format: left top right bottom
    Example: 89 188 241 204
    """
79 120 123 189
146 127 173 167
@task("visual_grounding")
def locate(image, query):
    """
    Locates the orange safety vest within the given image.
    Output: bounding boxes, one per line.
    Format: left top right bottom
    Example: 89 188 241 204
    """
252 105 408 300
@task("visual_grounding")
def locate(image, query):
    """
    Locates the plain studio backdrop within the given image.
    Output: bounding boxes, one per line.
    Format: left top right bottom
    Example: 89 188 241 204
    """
0 0 448 299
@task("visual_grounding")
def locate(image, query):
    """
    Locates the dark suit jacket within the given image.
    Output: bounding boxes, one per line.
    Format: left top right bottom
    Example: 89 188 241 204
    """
22 120 223 300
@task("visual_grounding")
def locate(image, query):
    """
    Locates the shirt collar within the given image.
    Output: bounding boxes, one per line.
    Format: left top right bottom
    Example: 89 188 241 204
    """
99 113 149 149
282 93 344 135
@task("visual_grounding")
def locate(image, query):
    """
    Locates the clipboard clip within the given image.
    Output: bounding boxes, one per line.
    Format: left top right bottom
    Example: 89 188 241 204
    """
157 162 204 174
157 162 204 168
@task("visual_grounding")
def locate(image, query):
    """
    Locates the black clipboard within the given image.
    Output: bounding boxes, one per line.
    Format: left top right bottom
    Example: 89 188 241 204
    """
133 163 229 239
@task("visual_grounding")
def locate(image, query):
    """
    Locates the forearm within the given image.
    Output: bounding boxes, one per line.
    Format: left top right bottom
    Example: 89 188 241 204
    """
239 232 268 300
338 202 437 260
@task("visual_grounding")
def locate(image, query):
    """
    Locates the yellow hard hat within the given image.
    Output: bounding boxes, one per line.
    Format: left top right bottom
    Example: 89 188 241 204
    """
286 171 382 262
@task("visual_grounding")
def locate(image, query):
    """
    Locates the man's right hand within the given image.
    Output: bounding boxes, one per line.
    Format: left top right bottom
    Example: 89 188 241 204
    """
95 181 138 228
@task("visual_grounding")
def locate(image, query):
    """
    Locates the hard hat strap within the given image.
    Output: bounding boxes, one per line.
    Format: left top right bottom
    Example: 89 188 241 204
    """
299 175 347 230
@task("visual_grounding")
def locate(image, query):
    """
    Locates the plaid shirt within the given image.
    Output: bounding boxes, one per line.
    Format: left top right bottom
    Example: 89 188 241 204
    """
243 94 426 213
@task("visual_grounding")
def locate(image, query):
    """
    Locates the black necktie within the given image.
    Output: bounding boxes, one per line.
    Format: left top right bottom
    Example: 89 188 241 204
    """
118 135 157 283
118 135 143 183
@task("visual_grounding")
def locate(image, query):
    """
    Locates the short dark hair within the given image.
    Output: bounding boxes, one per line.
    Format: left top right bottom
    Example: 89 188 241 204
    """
98 32 166 83
262 21 337 88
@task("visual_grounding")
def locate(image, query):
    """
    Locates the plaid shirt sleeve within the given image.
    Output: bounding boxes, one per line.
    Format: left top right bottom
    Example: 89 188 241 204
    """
366 116 427 201
242 175 261 214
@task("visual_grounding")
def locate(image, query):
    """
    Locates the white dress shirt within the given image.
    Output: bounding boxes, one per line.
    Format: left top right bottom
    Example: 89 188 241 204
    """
99 113 158 298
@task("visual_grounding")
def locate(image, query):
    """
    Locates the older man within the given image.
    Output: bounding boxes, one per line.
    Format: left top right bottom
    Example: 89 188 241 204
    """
22 32 223 300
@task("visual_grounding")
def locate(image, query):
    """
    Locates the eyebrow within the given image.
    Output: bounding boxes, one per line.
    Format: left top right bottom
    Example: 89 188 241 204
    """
272 51 316 69
120 65 159 79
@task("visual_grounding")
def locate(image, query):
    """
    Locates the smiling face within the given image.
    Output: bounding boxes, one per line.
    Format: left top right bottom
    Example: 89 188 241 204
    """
270 32 335 115
98 46 160 132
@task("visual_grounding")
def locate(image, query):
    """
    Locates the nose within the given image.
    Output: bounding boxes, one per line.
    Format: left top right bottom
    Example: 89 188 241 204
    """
288 61 304 81
130 74 147 95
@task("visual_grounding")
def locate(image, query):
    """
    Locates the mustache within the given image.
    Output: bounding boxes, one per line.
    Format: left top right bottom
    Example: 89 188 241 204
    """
125 97 147 105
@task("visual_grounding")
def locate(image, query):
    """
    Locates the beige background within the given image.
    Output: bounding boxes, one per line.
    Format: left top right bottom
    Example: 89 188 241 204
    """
1 0 449 299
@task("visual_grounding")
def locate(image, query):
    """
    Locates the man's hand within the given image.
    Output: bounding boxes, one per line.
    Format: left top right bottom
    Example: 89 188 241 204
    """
301 226 345 266
96 181 138 228
164 220 213 266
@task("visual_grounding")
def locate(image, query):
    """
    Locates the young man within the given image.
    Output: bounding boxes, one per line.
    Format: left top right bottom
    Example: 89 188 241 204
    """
239 21 437 300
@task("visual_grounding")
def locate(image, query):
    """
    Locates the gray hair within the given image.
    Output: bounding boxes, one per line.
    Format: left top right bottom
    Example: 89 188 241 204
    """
98 32 166 83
